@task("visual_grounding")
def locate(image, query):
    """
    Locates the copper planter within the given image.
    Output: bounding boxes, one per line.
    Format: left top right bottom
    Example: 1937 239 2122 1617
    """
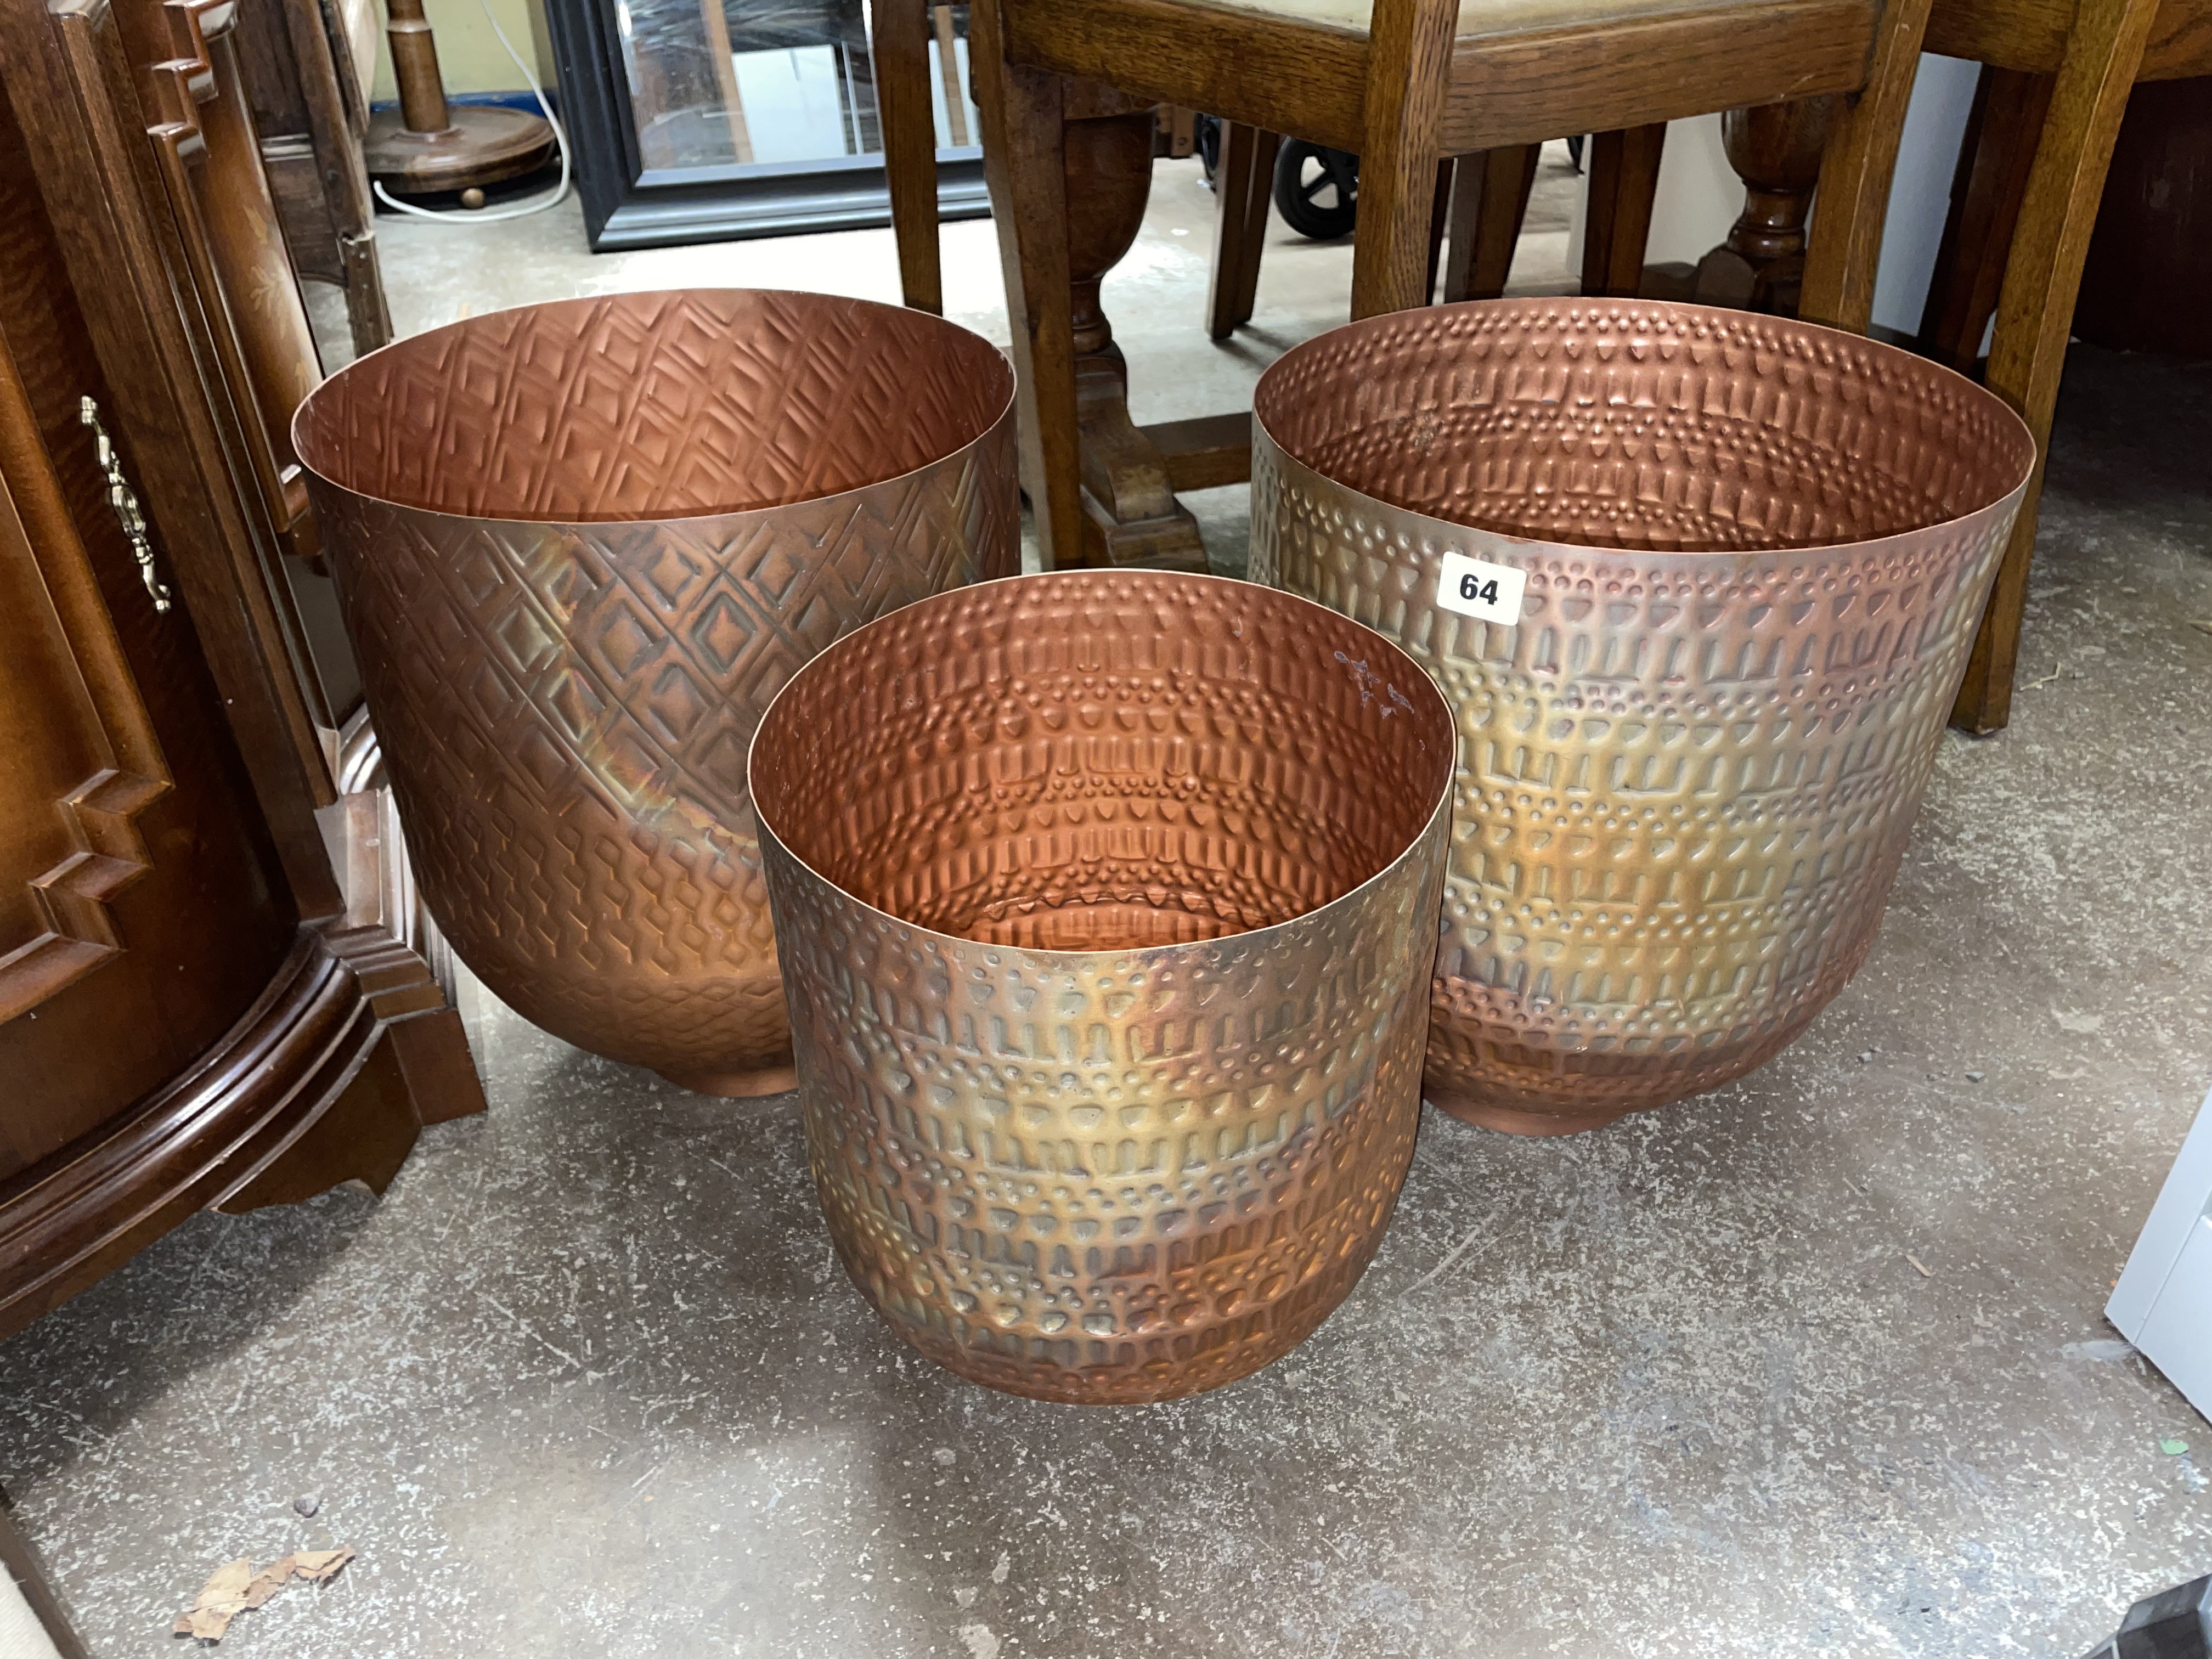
749 572 1455 1402
295 290 1017 1096
1252 300 2036 1136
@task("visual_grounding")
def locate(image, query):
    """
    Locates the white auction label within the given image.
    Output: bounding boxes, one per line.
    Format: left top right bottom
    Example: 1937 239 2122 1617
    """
1435 552 1528 625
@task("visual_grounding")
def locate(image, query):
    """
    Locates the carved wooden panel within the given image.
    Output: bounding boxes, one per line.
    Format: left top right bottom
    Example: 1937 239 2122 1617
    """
0 461 168 1019
137 0 323 556
40 0 341 869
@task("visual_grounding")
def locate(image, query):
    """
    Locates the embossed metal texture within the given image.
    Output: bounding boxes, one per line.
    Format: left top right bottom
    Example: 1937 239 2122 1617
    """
750 572 1455 1402
1251 300 2036 1135
295 290 1019 1096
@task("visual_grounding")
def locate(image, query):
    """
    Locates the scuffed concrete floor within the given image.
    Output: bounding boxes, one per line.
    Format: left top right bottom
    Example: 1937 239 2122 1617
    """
7 162 2212 1659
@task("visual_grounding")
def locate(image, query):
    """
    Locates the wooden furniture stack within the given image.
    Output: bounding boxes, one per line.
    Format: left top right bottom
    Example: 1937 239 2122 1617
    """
0 0 484 1342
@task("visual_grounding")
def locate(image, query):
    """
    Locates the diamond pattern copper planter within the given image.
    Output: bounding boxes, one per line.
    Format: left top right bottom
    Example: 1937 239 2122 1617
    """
750 573 1455 1402
1252 300 2036 1136
295 290 1018 1096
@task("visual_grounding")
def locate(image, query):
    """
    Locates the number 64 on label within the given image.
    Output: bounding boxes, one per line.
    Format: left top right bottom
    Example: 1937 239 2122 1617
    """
1435 551 1528 625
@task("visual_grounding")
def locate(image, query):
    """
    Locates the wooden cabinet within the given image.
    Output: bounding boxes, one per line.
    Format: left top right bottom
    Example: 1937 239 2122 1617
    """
0 0 483 1341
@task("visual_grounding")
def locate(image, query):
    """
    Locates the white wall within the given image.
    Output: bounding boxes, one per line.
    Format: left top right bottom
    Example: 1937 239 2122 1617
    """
1643 114 1742 269
1866 55 1983 334
370 0 558 102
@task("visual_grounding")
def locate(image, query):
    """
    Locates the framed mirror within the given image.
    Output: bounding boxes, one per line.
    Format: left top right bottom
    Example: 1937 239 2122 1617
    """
545 0 989 250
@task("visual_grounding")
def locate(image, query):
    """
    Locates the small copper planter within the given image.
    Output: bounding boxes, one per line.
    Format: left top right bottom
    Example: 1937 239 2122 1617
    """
750 572 1454 1402
1252 300 2036 1136
295 290 1017 1096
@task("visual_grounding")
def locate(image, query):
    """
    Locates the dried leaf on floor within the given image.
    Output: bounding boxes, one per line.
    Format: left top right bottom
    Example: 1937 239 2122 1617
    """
173 1559 252 1640
292 1547 356 1582
173 1545 356 1641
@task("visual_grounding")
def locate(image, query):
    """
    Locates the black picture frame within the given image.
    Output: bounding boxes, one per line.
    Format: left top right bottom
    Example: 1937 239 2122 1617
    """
543 0 991 252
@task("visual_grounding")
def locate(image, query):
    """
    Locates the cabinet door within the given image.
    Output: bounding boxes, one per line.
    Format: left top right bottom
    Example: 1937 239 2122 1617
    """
0 84 294 1175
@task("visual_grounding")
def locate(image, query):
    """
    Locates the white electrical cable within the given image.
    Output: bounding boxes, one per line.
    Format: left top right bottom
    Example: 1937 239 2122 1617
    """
373 0 571 223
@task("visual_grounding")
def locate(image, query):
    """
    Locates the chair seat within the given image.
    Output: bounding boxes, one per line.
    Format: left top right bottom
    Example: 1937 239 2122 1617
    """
1187 0 1781 45
1004 0 1872 154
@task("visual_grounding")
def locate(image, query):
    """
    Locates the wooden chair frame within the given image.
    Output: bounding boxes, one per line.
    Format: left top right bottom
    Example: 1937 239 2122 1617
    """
1915 0 2203 730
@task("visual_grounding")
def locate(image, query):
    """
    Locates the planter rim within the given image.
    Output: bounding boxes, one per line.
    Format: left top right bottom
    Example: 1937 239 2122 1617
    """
748 568 1457 966
1252 297 2038 560
292 288 1018 527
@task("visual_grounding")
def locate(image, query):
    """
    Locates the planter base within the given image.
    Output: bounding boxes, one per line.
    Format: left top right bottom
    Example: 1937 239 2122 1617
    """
657 1060 798 1100
1427 1088 1624 1138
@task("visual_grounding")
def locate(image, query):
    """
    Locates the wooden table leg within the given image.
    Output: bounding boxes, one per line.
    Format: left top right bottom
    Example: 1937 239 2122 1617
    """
973 8 1205 573
1692 98 1837 314
972 0 1082 567
1065 97 1206 569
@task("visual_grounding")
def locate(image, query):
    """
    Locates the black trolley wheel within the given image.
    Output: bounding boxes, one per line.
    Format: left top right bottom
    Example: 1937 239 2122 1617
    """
1271 140 1359 240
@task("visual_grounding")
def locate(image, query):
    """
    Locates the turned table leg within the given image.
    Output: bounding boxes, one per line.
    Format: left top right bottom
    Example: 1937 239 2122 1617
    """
1064 99 1207 570
974 37 1207 572
1694 97 1838 314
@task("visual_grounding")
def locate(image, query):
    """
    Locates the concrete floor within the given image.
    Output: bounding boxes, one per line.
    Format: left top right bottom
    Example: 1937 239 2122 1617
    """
7 161 2212 1659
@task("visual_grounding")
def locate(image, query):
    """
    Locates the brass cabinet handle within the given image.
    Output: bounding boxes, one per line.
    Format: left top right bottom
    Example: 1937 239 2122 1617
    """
78 397 172 614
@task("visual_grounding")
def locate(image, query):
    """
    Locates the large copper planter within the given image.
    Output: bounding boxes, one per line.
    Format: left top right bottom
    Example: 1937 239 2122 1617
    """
1252 300 2036 1136
295 290 1017 1096
749 572 1455 1402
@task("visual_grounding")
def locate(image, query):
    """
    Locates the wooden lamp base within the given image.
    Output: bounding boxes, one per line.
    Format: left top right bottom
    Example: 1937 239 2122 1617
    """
366 103 555 198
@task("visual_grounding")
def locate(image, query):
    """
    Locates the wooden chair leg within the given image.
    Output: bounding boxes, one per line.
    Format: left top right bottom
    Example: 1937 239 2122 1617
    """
1797 0 1934 329
1439 145 1538 301
1423 156 1454 300
1350 0 1458 319
1919 68 2052 371
1579 123 1665 297
933 5 970 145
1207 121 1278 338
970 0 1082 568
1951 0 2159 734
1439 154 1479 301
875 0 941 312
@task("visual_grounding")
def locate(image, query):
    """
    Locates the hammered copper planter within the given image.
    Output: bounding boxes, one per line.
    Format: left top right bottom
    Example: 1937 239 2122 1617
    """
749 572 1455 1402
295 290 1017 1096
1252 300 2036 1136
